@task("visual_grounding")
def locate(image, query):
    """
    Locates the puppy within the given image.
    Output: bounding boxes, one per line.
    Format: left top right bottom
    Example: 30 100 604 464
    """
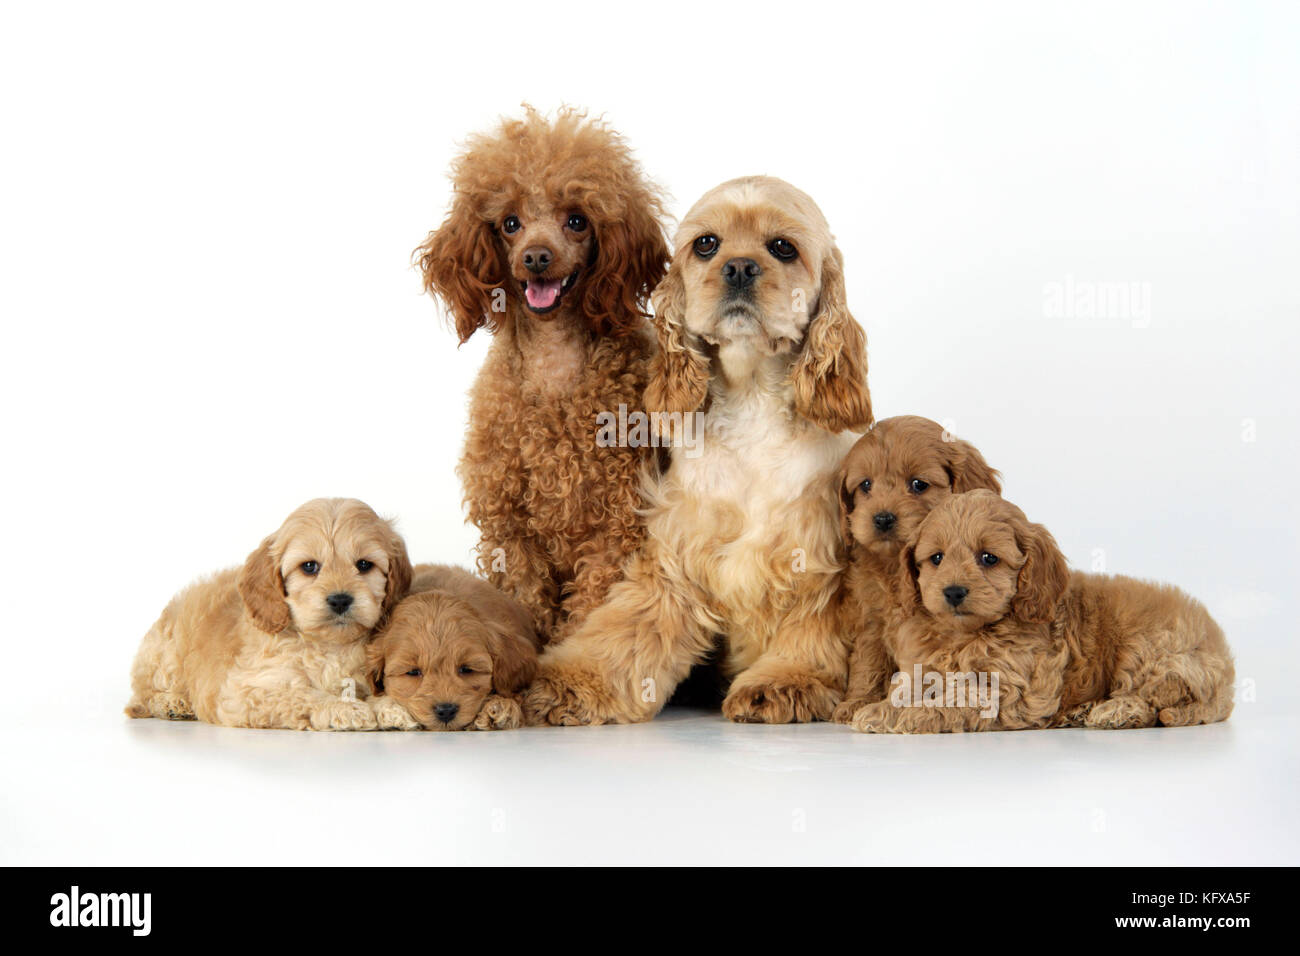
415 106 669 640
849 490 1234 733
526 176 872 725
833 416 1001 723
367 565 542 731
126 498 412 730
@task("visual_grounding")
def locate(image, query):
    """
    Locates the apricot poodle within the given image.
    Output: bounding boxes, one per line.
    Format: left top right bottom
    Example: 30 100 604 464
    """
414 106 669 640
526 176 872 725
126 498 412 731
848 490 1234 733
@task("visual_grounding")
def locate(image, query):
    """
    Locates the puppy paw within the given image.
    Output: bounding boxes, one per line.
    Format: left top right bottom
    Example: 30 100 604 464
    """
1056 702 1093 727
147 693 195 721
471 696 523 731
309 698 378 732
523 668 613 726
848 701 894 733
831 697 876 724
372 696 421 731
1084 696 1156 730
723 674 839 724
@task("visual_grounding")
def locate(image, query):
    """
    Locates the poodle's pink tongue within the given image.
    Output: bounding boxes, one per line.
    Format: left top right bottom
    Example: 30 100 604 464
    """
525 277 562 309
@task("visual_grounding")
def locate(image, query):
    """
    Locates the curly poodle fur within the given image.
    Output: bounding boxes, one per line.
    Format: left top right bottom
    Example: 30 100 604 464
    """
414 107 669 640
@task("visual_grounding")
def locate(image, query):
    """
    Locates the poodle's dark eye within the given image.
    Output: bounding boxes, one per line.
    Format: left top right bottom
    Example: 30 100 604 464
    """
910 478 930 493
566 213 588 232
979 552 999 567
355 559 373 573
457 665 475 676
502 215 521 234
404 668 422 678
929 553 943 567
858 479 872 493
693 234 719 258
300 561 320 575
767 237 797 261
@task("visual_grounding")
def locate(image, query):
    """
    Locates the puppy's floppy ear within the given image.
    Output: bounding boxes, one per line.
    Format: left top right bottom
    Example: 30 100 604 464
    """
942 437 1002 494
377 527 413 631
581 200 668 336
485 626 538 697
645 254 710 434
238 534 291 634
413 194 508 344
891 543 922 613
838 468 856 544
791 246 872 433
365 635 387 695
1012 520 1069 624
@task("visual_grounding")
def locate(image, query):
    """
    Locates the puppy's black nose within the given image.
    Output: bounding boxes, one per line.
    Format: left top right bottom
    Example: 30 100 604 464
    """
873 511 896 532
943 585 969 608
721 257 761 289
326 592 353 615
434 702 459 724
522 246 553 274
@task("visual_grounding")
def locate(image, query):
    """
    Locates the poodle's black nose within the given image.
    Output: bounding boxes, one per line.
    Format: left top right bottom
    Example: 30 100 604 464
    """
522 246 553 274
434 702 459 724
943 585 969 607
873 511 896 532
326 592 354 615
721 257 761 289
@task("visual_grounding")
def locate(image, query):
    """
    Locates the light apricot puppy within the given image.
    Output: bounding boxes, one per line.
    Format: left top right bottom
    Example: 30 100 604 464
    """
850 490 1234 733
126 498 412 730
367 566 542 731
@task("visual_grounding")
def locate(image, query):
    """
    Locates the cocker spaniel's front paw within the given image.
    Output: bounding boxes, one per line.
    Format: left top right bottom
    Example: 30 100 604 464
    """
848 700 894 733
471 695 523 731
309 698 378 732
524 666 615 726
723 672 839 724
831 696 879 724
372 695 421 731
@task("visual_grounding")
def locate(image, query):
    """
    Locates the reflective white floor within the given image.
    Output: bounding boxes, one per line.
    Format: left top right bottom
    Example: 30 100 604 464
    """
2 693 1293 866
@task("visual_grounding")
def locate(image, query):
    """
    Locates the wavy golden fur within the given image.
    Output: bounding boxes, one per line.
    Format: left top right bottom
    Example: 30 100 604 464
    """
126 498 413 731
526 177 872 725
413 106 669 639
848 490 1234 733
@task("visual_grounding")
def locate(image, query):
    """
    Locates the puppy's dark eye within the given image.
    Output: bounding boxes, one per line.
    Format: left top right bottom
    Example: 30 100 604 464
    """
355 559 373 573
859 479 872 493
979 552 999 567
404 668 422 678
502 215 521 234
693 234 719 258
930 553 943 566
457 665 475 676
566 213 588 232
910 478 930 493
767 237 797 261
300 561 320 575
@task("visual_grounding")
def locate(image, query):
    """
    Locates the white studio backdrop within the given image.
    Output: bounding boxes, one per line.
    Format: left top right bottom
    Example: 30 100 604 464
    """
1 1 1296 732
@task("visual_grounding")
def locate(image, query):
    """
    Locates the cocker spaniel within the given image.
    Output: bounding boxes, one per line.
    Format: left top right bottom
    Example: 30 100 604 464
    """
833 416 1001 723
126 498 412 730
367 565 542 731
526 176 872 724
414 106 669 641
849 490 1234 733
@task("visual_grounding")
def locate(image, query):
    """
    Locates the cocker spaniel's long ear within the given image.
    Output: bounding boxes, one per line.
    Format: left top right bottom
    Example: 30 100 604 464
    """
580 200 668 336
645 256 710 436
892 543 922 613
378 528 413 631
413 196 508 344
942 437 1002 494
485 629 538 697
1012 520 1069 624
365 637 387 695
791 246 872 433
238 534 291 635
838 468 857 544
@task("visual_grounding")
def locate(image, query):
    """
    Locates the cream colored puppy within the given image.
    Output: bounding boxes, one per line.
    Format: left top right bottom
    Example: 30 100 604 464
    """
126 498 412 730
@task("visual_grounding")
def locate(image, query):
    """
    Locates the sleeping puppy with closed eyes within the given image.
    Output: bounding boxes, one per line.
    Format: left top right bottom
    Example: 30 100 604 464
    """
368 566 543 731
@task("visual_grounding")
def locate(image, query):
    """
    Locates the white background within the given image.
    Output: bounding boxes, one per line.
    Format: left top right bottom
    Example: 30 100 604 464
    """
1 1 1296 865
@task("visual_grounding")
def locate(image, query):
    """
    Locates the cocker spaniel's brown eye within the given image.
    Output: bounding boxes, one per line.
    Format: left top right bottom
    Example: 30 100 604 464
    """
404 668 422 678
566 213 588 231
979 552 999 567
457 665 475 676
859 479 872 493
909 478 930 493
300 561 320 575
355 559 373 573
930 553 943 567
502 215 521 234
693 234 719 258
767 237 797 261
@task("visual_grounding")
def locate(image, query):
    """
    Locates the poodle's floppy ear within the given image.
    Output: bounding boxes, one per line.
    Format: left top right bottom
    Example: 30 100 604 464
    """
377 527 413 631
485 628 539 697
238 534 291 634
891 543 922 613
581 199 668 336
414 195 508 344
791 246 873 433
645 255 710 436
838 468 857 544
365 636 387 695
942 436 1002 494
1012 520 1069 624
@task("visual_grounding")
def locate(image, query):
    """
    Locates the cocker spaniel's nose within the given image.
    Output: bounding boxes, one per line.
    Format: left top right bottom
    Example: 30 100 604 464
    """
434 702 459 724
721 257 761 289
326 592 354 615
522 246 553 274
943 585 969 608
873 511 896 532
